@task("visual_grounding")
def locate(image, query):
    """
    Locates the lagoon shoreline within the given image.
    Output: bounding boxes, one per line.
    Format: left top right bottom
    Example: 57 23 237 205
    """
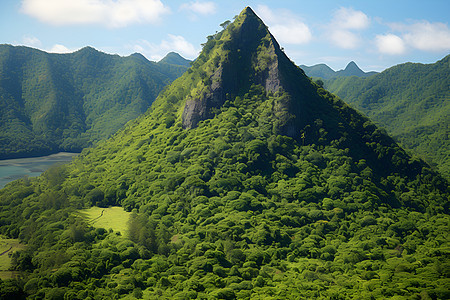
0 152 79 188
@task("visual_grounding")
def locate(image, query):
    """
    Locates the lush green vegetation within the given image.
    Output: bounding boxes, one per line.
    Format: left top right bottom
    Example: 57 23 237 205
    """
0 45 187 159
300 61 377 79
325 56 450 178
0 7 448 299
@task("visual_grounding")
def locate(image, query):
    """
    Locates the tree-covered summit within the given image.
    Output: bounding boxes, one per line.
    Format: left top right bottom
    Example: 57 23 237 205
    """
0 7 448 299
158 52 191 67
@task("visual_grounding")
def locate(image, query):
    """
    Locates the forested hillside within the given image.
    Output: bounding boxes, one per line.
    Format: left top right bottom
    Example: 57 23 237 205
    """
300 61 377 79
325 56 450 178
0 7 448 299
0 45 187 159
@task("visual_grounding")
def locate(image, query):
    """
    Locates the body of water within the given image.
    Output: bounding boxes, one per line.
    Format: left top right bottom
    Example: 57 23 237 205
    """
0 152 78 188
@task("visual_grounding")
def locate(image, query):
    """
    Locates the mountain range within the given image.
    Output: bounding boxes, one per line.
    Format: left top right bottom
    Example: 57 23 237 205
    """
325 55 450 178
0 45 188 159
300 61 377 79
0 7 448 300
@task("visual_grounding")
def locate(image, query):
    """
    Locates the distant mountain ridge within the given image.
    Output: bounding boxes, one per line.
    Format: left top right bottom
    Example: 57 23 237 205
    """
325 55 450 178
300 61 377 79
0 45 188 159
159 52 192 67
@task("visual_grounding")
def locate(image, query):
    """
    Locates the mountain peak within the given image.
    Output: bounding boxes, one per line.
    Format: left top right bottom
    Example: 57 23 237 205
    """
344 61 362 73
130 52 147 61
241 6 257 16
158 52 191 67
230 5 273 48
181 6 310 133
334 61 375 77
75 46 99 54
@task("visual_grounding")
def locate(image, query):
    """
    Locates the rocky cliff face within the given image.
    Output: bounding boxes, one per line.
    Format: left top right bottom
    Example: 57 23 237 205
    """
182 63 229 129
181 7 307 133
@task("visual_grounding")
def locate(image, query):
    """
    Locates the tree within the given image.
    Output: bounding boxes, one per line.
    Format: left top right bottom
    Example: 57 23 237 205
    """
315 79 324 88
220 20 231 29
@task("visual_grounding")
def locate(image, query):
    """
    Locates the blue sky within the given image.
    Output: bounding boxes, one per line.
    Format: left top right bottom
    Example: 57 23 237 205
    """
1 0 449 71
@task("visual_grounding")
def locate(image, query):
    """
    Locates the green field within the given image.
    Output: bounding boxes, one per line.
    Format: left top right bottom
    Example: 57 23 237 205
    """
78 206 131 237
0 237 25 279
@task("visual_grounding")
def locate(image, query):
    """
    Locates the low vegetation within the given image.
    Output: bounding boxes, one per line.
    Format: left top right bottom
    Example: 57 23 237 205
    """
0 237 25 280
78 206 131 237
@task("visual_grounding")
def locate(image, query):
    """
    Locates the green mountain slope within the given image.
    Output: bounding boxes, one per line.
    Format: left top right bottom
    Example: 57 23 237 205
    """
300 61 377 79
0 45 187 159
0 7 448 299
325 56 450 178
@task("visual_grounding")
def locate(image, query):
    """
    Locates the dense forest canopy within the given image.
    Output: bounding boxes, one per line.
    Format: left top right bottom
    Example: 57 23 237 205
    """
0 45 188 159
325 55 450 178
0 7 449 300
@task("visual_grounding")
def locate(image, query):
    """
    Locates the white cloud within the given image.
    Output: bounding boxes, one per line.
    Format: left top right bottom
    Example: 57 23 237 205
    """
256 5 312 45
375 21 450 55
270 23 312 45
22 36 42 48
333 7 369 30
49 44 73 53
402 21 450 52
375 34 406 55
16 37 77 54
180 1 216 15
328 7 369 49
131 34 199 61
331 30 361 49
161 34 198 57
20 0 170 28
255 4 277 23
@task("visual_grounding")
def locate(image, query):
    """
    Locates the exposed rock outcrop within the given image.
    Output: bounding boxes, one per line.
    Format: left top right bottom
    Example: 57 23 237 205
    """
181 7 319 139
182 7 293 130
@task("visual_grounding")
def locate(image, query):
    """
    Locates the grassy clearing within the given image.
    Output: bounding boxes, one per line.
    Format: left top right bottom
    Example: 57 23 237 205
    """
78 206 131 237
0 236 25 279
